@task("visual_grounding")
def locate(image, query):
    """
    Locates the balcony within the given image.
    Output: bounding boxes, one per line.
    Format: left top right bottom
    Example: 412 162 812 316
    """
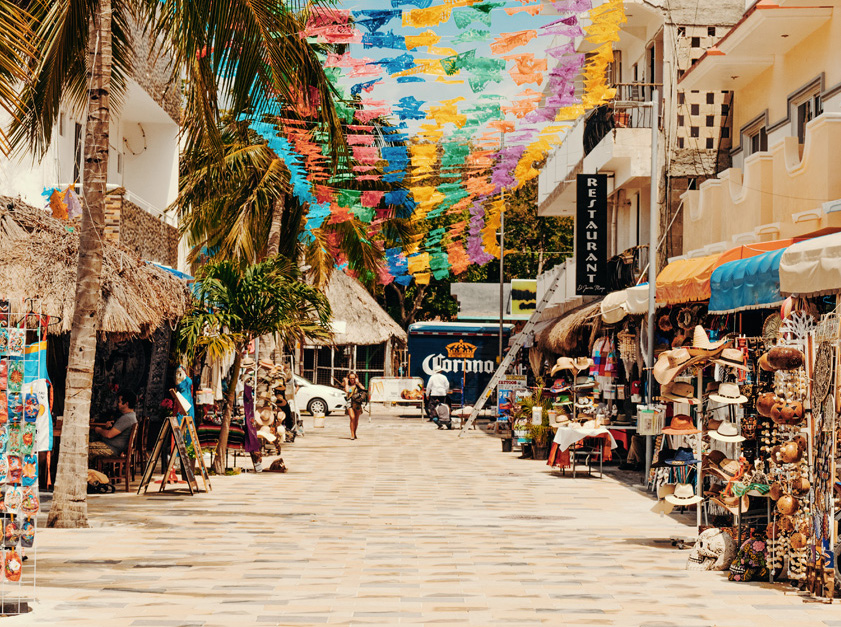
680 112 841 255
538 84 659 217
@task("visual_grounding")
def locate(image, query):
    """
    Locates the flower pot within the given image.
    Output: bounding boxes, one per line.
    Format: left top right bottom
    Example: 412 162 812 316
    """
501 438 513 452
532 444 550 460
313 414 326 429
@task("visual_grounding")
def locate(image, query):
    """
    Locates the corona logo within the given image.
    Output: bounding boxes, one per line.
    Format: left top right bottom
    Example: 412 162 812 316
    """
446 340 478 359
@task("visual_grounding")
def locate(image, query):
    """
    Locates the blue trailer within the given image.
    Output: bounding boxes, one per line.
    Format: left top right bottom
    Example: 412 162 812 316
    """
407 322 514 404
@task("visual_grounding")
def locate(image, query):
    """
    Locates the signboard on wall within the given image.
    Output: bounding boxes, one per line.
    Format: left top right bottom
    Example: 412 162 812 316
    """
575 173 608 296
510 279 537 317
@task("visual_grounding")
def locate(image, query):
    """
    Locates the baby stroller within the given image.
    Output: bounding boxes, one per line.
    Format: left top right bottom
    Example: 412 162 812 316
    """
429 398 452 430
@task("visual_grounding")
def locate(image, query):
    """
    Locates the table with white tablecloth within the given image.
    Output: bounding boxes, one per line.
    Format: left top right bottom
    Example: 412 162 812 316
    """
548 426 618 476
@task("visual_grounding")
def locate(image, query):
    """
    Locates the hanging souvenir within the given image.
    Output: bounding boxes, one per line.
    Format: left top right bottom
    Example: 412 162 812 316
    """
21 454 36 487
23 393 38 423
21 424 34 454
0 329 7 356
0 393 6 426
7 361 22 393
0 359 6 389
19 516 33 549
0 300 8 328
7 393 21 424
4 485 21 511
6 329 23 357
6 456 20 485
3 518 18 548
5 549 22 582
20 488 38 516
0 456 7 483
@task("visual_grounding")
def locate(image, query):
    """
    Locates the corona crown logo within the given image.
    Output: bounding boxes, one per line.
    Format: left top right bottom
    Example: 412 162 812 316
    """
446 340 477 359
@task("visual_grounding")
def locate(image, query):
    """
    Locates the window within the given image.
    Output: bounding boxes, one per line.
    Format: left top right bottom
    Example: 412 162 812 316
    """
706 93 715 105
73 123 83 184
117 152 123 175
690 126 699 138
706 137 714 149
677 26 686 37
792 88 822 144
722 127 730 139
721 103 730 116
690 104 699 116
677 115 684 126
678 137 685 149
706 115 715 127
59 113 65 137
707 27 716 37
691 37 700 47
678 92 685 105
744 122 767 156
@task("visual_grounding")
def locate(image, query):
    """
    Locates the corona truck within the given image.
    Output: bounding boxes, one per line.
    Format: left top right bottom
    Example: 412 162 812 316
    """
407 322 514 404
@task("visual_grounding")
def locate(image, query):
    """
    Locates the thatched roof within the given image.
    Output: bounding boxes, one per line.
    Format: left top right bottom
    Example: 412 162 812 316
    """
0 196 191 337
539 299 602 355
315 270 406 346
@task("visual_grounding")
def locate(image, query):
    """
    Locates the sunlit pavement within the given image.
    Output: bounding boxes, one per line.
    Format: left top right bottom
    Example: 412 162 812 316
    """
18 409 841 626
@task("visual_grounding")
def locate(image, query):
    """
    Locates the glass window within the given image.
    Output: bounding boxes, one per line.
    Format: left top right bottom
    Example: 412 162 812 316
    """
794 92 822 144
747 126 767 155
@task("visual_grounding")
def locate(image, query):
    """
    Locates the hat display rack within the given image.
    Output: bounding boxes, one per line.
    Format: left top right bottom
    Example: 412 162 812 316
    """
0 296 52 614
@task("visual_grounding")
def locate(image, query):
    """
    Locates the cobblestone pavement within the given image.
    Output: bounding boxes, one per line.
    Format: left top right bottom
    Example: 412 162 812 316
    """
13 411 841 625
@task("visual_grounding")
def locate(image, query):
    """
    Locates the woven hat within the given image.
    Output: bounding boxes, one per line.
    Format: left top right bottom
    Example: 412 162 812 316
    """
662 414 699 435
709 456 743 480
709 421 745 443
702 449 726 471
651 484 676 514
713 348 748 371
709 382 747 405
665 483 703 505
712 493 750 515
660 381 699 405
550 357 577 377
652 348 701 385
256 426 277 443
690 326 730 353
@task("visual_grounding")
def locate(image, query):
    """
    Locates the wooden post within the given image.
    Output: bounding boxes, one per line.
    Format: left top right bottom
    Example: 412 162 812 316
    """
384 339 393 377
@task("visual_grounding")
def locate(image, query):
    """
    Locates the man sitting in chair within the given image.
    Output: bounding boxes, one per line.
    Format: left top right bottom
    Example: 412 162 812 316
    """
90 391 138 460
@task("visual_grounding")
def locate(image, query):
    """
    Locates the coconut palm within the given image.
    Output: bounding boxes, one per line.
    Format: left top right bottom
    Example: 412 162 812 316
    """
176 256 331 474
5 0 343 528
0 2 37 156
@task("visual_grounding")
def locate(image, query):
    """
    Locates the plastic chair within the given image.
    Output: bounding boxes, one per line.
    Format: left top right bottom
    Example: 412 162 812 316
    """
96 423 139 492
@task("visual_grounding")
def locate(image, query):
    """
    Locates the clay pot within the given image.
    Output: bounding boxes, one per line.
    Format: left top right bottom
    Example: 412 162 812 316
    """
792 476 811 494
777 494 800 515
790 532 807 549
778 515 795 533
781 441 803 464
770 482 783 500
756 393 778 418
767 346 805 371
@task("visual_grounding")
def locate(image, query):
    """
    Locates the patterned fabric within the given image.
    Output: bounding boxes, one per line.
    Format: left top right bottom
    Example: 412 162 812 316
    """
590 337 617 378
728 533 769 582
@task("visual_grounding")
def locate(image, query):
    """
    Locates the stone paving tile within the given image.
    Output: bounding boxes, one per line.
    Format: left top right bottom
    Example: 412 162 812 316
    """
6 409 841 625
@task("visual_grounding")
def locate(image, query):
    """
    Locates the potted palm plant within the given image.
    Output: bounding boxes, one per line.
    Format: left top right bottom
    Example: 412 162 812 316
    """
514 392 555 460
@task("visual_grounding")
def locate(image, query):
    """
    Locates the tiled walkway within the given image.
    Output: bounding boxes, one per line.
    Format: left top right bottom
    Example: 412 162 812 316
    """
15 412 841 625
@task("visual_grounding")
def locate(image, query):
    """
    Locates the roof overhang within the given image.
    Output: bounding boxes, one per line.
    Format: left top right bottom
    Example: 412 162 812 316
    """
680 1 833 92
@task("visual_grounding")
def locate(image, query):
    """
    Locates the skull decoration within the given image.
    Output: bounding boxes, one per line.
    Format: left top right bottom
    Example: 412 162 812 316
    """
686 528 737 571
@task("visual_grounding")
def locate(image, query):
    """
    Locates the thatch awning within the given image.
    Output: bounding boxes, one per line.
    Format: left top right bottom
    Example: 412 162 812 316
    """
0 197 191 337
313 270 406 347
538 300 603 355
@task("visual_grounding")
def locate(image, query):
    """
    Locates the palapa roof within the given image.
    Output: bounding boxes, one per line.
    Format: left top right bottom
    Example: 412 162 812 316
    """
0 196 191 338
538 299 602 355
315 270 406 346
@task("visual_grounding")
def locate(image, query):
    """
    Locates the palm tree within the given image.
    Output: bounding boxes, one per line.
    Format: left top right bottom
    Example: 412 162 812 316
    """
176 256 331 474
5 0 344 528
0 2 37 156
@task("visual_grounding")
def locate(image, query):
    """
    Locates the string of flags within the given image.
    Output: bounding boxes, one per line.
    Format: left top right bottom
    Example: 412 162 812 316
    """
242 0 627 286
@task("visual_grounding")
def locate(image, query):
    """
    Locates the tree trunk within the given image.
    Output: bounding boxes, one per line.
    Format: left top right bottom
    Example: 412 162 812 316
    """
48 0 112 529
265 193 285 258
406 285 428 327
213 350 243 475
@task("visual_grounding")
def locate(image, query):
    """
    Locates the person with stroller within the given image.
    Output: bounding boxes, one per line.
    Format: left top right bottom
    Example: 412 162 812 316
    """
425 366 451 428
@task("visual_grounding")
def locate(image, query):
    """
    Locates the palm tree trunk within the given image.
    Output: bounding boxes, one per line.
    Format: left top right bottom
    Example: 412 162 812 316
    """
213 350 242 475
265 193 285 258
48 0 112 528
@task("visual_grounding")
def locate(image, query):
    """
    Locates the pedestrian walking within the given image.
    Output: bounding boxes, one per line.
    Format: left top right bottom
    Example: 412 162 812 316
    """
343 372 366 440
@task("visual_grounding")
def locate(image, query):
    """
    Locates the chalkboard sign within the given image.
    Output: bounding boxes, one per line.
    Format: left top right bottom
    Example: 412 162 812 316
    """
137 415 198 495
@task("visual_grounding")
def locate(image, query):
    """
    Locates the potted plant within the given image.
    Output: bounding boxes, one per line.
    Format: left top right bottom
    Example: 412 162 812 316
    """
528 424 556 460
514 391 556 459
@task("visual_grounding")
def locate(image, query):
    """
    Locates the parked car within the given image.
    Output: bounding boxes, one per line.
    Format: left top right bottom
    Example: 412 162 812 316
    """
291 375 346 416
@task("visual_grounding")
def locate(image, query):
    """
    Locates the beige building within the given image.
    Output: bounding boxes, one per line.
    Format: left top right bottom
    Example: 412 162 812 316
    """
538 0 743 272
678 0 841 257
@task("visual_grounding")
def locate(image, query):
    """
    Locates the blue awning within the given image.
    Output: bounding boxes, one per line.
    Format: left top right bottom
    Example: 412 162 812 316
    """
148 262 194 282
708 247 786 314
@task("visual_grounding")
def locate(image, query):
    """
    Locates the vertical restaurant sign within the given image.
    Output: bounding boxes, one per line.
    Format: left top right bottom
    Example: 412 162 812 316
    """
576 173 608 296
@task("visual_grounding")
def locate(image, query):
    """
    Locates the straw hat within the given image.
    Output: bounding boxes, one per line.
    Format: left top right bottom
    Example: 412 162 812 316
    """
550 357 577 376
708 382 747 405
652 348 703 385
707 456 742 480
712 493 749 515
690 326 730 353
257 426 277 443
665 483 703 505
661 414 699 435
712 348 748 371
660 381 700 405
709 421 745 443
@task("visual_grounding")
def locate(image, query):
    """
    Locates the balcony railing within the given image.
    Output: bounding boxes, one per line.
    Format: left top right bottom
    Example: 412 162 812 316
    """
583 83 661 156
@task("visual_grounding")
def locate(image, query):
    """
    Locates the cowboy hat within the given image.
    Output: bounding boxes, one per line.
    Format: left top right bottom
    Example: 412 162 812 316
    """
690 326 730 353
665 447 702 466
257 408 274 426
665 483 703 505
709 421 745 443
712 494 749 516
651 447 677 469
709 382 747 405
550 357 577 377
707 456 742 480
661 414 700 435
660 381 700 405
652 348 704 385
257 426 277 443
712 348 748 371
